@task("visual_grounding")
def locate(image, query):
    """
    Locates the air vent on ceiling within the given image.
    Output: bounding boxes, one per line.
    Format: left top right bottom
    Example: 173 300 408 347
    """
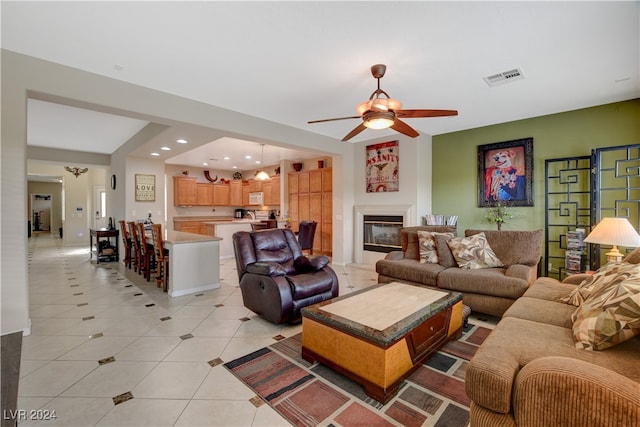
483 68 525 87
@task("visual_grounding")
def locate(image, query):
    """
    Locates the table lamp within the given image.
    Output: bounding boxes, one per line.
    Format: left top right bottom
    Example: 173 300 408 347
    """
583 217 640 263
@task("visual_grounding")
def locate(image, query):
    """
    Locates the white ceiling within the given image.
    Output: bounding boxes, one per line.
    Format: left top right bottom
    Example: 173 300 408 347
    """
5 1 639 169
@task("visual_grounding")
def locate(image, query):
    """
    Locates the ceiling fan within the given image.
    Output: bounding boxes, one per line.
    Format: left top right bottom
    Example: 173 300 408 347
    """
308 64 458 142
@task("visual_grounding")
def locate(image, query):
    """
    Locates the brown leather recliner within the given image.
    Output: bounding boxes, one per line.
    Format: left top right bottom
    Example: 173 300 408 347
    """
233 228 339 324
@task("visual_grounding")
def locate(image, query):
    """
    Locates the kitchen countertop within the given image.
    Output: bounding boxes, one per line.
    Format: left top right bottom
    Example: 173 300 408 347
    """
163 230 222 244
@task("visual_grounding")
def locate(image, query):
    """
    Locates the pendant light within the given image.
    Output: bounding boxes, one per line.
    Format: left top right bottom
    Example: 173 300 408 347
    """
255 143 270 181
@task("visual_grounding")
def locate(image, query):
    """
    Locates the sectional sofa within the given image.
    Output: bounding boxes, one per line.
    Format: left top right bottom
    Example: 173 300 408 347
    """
466 259 640 426
376 226 543 317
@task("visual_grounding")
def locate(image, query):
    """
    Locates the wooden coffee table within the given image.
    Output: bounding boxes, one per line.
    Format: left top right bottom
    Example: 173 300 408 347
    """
301 282 463 403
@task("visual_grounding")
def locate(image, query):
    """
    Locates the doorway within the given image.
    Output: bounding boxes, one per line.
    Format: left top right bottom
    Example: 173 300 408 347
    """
31 193 52 233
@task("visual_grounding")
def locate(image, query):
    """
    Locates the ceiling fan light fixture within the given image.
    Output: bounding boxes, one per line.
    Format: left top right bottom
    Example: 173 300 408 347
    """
363 111 395 130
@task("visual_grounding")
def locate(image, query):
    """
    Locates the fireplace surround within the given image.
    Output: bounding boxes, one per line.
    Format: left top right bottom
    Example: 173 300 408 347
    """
354 205 414 264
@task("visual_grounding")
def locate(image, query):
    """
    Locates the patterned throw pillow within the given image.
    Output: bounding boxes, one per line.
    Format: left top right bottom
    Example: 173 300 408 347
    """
571 266 640 351
446 232 504 270
561 262 636 306
417 231 455 264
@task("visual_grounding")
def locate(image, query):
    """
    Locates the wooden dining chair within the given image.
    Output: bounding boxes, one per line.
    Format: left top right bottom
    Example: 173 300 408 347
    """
298 220 318 255
151 224 169 292
118 220 132 269
127 221 141 273
137 222 154 282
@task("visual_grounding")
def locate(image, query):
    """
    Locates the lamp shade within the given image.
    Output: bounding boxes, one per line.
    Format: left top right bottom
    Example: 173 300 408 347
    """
584 217 640 247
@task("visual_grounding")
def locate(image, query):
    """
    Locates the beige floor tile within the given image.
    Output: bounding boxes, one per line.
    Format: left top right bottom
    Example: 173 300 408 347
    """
21 335 88 361
61 361 157 397
57 336 137 361
131 361 211 399
252 404 293 427
115 336 181 361
191 318 243 338
18 361 97 397
96 398 188 427
193 365 256 400
174 400 257 427
164 337 231 362
19 397 114 427
142 318 203 337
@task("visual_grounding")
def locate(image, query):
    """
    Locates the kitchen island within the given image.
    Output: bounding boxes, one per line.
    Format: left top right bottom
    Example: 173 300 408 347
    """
162 230 223 297
202 220 259 259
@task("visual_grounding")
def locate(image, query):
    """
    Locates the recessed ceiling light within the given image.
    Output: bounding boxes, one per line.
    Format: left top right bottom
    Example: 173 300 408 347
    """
245 155 252 159
202 162 208 166
177 139 188 144
255 160 261 164
151 152 160 156
161 146 171 151
223 156 230 160
232 166 238 169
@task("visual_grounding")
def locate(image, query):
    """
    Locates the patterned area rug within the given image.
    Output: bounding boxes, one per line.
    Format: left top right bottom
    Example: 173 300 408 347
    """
224 323 491 426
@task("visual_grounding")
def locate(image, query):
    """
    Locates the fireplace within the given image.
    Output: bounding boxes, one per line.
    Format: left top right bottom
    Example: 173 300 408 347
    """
354 205 414 264
363 215 403 253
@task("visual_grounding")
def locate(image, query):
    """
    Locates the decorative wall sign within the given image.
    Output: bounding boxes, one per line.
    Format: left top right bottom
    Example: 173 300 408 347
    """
478 137 533 207
135 174 156 202
366 140 399 193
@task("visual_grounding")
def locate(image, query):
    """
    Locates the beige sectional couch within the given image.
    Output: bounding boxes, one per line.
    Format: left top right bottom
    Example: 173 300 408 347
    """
376 226 543 316
466 272 640 426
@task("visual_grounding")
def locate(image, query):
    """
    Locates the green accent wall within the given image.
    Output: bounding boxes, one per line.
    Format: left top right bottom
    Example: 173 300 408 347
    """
432 99 640 235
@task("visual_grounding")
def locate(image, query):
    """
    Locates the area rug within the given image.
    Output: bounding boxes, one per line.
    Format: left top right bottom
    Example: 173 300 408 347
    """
224 322 492 427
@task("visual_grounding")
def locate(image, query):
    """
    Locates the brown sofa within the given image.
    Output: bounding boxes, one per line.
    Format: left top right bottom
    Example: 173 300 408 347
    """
376 227 543 316
466 273 640 427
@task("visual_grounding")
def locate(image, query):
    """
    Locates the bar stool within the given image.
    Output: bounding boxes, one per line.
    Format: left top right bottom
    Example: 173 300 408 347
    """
297 220 317 255
127 221 141 273
118 220 132 269
151 224 169 292
137 222 154 282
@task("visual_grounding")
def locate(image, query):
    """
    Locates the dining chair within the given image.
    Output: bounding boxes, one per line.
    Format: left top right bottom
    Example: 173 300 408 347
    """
127 221 141 273
297 220 318 255
137 222 154 282
118 220 132 269
151 224 169 292
251 222 269 231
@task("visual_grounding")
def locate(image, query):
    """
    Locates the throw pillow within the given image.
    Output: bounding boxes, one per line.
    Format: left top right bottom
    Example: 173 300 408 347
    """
571 268 640 350
434 234 457 268
561 262 636 306
447 232 504 270
417 231 455 264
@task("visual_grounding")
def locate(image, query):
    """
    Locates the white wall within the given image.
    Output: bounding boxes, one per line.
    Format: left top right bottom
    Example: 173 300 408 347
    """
353 133 433 225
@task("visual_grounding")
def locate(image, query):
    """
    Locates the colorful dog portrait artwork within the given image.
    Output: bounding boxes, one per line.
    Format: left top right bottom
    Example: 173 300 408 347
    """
484 147 526 202
478 138 533 207
366 141 399 193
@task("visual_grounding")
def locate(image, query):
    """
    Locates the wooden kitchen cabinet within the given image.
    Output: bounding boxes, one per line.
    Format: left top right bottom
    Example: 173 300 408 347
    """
309 169 322 193
270 175 280 205
229 180 243 206
288 168 332 255
262 181 273 206
174 176 197 206
242 183 250 206
174 221 201 234
213 184 230 206
196 183 213 206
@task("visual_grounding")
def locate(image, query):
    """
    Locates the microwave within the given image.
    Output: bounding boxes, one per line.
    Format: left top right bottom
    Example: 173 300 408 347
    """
249 192 264 205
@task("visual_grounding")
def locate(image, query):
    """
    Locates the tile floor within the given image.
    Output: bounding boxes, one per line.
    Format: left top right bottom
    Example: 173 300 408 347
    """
18 233 381 426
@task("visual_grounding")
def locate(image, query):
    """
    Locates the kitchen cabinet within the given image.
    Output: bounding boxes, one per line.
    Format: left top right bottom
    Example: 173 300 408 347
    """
229 180 243 206
196 183 213 206
213 184 230 206
174 221 202 234
288 168 332 255
262 181 273 206
242 184 250 206
174 176 197 206
270 175 280 205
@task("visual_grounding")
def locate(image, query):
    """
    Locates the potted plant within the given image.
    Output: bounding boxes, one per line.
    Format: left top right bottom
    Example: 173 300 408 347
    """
485 201 513 230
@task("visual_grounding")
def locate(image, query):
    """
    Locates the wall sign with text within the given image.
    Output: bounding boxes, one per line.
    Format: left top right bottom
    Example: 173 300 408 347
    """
135 174 156 202
366 140 399 193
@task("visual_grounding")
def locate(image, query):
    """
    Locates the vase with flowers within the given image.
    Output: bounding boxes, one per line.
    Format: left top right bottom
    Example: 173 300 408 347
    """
485 201 513 230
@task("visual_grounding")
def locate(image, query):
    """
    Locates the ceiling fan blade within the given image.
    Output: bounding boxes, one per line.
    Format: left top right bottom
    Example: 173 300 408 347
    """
396 109 458 118
391 119 420 138
342 123 367 141
308 116 361 124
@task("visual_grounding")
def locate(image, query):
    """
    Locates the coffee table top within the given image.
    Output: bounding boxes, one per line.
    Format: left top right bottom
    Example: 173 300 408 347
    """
301 282 462 347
